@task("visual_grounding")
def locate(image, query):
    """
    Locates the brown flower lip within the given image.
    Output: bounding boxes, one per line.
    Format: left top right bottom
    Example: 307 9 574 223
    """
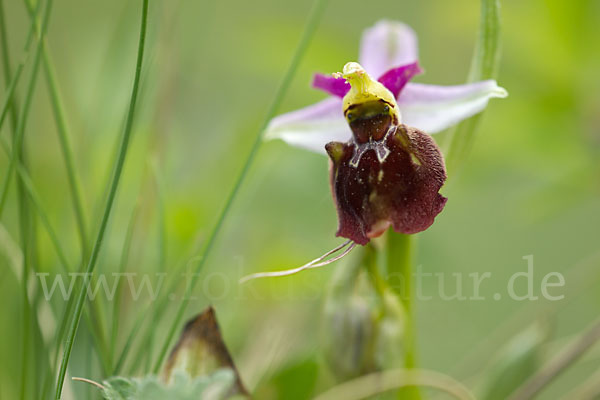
326 103 447 245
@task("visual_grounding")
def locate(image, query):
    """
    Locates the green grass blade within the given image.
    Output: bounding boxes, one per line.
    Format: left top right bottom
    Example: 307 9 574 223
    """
508 317 600 400
445 0 502 174
0 0 52 221
15 164 71 271
0 0 37 217
0 147 114 390
2 0 56 398
151 0 330 374
0 0 20 129
54 1 149 397
0 56 27 133
23 0 89 257
112 306 147 375
115 250 202 375
143 160 167 371
110 200 139 371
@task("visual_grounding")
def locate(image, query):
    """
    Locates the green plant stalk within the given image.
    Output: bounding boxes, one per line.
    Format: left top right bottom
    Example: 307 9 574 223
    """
18 187 31 400
151 0 330 374
0 146 114 391
508 317 600 400
0 0 20 130
16 164 72 270
0 2 106 384
2 135 114 391
0 0 37 236
0 0 54 397
23 0 89 257
82 309 110 376
0 0 34 218
54 0 149 397
1 4 43 398
22 0 41 49
114 237 202 375
445 0 501 174
113 306 146 375
118 252 202 375
144 163 167 371
386 232 421 399
0 57 26 133
31 285 56 398
19 161 112 376
110 202 139 370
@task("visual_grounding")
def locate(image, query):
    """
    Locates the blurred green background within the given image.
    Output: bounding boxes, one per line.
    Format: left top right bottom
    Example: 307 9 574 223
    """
1 0 599 399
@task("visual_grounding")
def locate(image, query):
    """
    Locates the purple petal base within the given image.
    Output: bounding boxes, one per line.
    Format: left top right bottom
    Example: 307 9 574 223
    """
312 73 351 98
377 62 422 97
312 62 422 99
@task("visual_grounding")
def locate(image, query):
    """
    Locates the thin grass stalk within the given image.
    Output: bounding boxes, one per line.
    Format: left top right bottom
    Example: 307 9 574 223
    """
112 305 147 375
116 251 203 375
23 0 88 258
445 0 501 174
0 56 27 133
0 0 39 217
1 0 56 397
54 1 149 397
1 0 48 180
0 145 114 389
151 0 330 373
0 0 20 130
144 161 167 371
109 201 140 370
508 317 600 400
16 164 71 270
18 192 32 400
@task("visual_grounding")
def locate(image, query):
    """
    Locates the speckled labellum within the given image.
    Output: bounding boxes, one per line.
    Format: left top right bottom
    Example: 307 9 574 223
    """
241 62 447 282
326 62 447 245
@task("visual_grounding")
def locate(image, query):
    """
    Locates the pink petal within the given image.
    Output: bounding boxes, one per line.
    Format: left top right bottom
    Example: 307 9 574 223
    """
312 73 350 98
397 81 508 133
359 20 418 79
264 97 351 154
377 62 422 98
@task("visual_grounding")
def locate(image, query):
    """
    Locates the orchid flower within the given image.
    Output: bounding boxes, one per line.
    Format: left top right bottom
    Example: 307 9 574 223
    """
242 20 507 282
265 20 507 154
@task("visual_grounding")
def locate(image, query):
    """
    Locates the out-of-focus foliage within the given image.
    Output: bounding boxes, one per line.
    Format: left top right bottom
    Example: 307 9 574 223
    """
1 0 599 399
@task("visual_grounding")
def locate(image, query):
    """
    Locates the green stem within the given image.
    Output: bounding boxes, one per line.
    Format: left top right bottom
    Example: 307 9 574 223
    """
21 0 114 378
0 0 20 130
387 232 420 399
1 0 52 216
508 317 600 400
0 0 53 398
0 57 27 134
23 0 89 256
0 147 114 392
151 0 330 374
54 1 149 397
110 202 139 371
445 0 501 174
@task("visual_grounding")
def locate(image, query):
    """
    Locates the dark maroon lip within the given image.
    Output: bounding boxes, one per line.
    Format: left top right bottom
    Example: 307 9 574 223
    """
326 123 447 245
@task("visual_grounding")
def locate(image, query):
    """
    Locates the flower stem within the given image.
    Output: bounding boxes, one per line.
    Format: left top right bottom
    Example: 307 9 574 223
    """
446 0 501 174
151 0 329 374
54 0 149 397
386 231 421 399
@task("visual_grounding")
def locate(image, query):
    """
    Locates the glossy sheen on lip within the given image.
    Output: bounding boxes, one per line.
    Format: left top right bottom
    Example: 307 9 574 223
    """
326 124 447 245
